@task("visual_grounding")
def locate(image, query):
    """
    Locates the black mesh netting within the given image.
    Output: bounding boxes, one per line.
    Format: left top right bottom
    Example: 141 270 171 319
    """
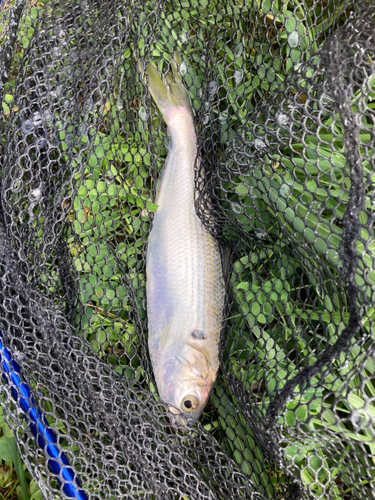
0 0 375 498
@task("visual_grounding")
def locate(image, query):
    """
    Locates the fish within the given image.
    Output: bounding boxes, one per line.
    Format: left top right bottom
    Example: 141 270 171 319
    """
144 56 226 424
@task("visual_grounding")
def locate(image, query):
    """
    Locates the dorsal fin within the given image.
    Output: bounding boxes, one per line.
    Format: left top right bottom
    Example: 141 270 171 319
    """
220 246 232 284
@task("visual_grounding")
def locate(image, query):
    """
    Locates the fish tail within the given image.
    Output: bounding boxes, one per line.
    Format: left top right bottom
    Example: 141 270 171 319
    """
146 56 192 118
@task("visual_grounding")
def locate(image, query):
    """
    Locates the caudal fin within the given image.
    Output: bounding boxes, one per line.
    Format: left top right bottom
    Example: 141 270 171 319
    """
145 55 192 118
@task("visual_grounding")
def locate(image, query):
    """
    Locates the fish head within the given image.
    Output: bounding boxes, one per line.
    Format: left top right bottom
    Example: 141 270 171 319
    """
157 341 216 424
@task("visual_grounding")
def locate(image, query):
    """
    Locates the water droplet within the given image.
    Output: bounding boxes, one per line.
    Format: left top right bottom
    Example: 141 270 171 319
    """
179 61 187 76
288 32 299 48
234 43 243 56
231 202 243 214
255 231 266 239
219 113 228 124
13 351 26 362
321 94 334 108
83 98 94 113
30 188 42 201
53 192 63 207
234 70 243 85
43 110 53 128
139 106 147 121
21 120 34 134
13 179 22 191
276 113 289 126
33 111 42 127
248 186 256 197
294 326 302 336
351 409 370 428
51 47 61 58
254 138 267 150
280 184 290 198
36 137 47 148
64 66 73 77
311 200 322 213
50 86 63 98
53 25 67 44
78 123 87 135
209 81 218 95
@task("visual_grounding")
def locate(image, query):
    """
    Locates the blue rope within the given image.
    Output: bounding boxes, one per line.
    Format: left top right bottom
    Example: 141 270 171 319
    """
0 331 88 500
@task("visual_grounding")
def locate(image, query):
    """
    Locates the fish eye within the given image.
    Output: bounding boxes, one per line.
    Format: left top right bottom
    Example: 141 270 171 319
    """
181 395 199 413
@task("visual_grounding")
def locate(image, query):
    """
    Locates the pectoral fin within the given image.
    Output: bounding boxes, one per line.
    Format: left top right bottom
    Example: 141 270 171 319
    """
160 313 175 350
176 343 209 381
155 178 162 201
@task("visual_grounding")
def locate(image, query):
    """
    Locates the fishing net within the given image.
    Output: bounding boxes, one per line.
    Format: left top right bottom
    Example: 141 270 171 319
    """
0 0 375 498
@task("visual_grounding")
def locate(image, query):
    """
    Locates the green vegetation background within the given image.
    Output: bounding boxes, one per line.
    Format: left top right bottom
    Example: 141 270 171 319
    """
1 0 375 499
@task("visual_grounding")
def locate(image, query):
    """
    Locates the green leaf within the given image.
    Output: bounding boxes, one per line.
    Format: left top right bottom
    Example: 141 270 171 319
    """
285 411 296 426
2 102 10 114
89 154 97 167
295 405 308 422
0 435 12 462
236 282 249 292
301 468 314 485
235 185 248 195
0 424 30 500
30 479 43 500
146 201 159 212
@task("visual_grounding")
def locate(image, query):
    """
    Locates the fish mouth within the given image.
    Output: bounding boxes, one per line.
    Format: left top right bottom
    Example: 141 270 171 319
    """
169 405 187 427
168 405 199 431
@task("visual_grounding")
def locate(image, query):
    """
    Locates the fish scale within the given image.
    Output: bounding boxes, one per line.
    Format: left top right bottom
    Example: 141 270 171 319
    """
145 61 225 423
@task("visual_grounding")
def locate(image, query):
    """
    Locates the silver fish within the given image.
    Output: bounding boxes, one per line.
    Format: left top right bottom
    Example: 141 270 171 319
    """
145 58 225 424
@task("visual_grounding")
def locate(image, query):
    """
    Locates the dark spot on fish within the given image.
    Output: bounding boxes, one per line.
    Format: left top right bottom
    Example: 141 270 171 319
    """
191 329 206 340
